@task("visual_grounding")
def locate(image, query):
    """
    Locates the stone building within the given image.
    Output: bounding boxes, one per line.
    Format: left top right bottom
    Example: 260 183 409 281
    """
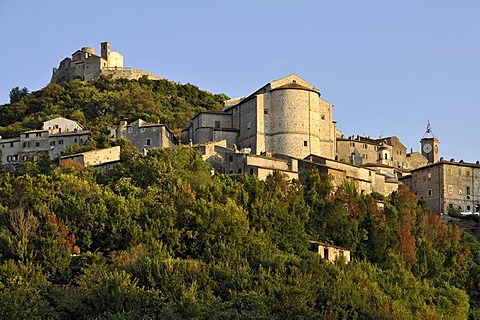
182 74 336 160
0 117 90 166
112 119 177 152
336 135 409 169
309 241 351 263
59 146 120 172
401 160 480 215
51 42 162 83
182 74 400 196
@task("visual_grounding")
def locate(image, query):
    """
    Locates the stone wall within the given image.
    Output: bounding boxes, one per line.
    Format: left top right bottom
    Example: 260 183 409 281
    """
402 161 480 214
100 68 163 81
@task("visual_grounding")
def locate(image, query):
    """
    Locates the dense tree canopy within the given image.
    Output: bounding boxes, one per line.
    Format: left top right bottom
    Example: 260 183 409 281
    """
1 79 479 318
0 146 478 318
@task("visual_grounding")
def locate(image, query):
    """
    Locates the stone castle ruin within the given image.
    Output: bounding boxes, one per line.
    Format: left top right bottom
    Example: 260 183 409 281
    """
51 42 162 83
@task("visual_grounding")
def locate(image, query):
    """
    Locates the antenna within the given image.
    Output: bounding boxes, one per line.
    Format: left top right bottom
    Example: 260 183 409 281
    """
423 120 437 138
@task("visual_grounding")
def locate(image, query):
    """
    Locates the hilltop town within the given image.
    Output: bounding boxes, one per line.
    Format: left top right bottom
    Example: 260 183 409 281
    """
0 42 479 318
0 42 478 217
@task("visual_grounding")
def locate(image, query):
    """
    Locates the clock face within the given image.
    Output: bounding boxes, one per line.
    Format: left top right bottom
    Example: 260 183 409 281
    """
423 143 432 153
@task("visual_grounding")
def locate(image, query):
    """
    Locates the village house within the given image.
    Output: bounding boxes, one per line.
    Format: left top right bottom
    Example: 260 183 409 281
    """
0 117 90 166
111 119 178 153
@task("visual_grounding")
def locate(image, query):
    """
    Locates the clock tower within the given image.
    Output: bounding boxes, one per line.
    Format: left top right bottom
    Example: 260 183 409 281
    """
420 121 440 164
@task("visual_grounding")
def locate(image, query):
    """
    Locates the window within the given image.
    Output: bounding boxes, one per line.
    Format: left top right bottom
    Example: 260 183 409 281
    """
80 139 84 143
59 140 64 145
350 142 355 147
250 168 254 175
247 121 251 130
237 168 242 173
50 141 55 146
12 155 17 161
128 127 132 133
146 139 151 146
23 142 29 148
35 142 40 147
467 205 471 211
428 189 432 196
384 153 388 160
36 132 41 137
22 155 28 161
304 141 308 147
428 172 431 179
467 187 471 195
7 156 11 162
324 248 329 260
214 121 220 128
229 155 233 162
25 133 29 138
363 144 368 149
321 115 325 120
74 138 78 143
264 109 269 115
140 128 145 133
10 142 14 147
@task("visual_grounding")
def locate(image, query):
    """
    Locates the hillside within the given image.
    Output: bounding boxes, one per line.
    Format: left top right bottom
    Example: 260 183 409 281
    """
0 76 229 141
1 78 480 318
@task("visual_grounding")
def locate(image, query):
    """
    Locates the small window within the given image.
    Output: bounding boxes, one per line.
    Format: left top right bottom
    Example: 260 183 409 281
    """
229 155 233 162
250 168 254 175
36 132 41 137
215 121 220 128
128 127 132 133
304 141 308 147
247 121 251 129
467 187 471 195
324 248 329 260
428 189 432 196
35 142 40 147
25 133 29 138
10 142 14 147
146 139 151 146
237 168 242 173
23 142 29 148
264 109 269 115
229 170 233 174
140 128 145 133
59 140 64 145
7 156 11 162
321 115 325 120
22 155 28 161
384 153 388 160
50 141 55 146
74 138 78 143
80 139 84 143
428 172 431 179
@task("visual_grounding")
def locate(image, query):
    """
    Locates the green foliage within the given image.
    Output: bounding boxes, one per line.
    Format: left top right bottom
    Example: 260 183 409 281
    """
0 129 478 317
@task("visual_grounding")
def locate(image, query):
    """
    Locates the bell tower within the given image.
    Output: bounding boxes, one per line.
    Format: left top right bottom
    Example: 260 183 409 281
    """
420 121 440 164
101 41 111 68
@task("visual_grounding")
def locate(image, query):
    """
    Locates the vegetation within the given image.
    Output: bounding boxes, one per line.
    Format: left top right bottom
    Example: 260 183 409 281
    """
0 76 229 144
1 79 479 318
0 146 477 318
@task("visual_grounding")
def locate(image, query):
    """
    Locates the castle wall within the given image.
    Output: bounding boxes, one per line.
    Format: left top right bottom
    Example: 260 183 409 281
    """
234 97 258 151
100 68 163 81
264 88 334 159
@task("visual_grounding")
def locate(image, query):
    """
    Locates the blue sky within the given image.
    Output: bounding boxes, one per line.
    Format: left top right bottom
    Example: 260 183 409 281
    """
1 1 479 162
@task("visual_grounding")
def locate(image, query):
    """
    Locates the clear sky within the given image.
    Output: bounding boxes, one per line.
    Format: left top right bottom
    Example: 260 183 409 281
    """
1 1 479 162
